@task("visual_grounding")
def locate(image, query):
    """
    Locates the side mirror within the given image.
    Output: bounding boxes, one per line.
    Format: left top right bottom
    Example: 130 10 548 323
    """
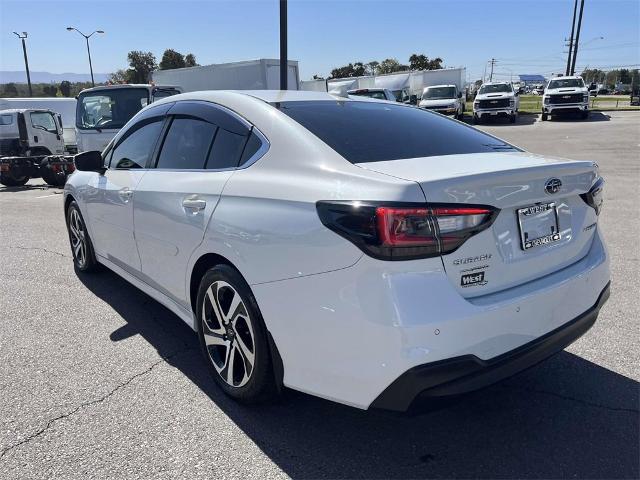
74 150 105 173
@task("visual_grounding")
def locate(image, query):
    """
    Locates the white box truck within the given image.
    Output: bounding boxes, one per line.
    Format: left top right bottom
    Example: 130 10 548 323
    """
0 97 77 153
152 59 300 92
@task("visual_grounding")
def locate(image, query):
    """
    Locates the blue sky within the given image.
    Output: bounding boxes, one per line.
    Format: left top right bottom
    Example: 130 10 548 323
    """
1 0 638 82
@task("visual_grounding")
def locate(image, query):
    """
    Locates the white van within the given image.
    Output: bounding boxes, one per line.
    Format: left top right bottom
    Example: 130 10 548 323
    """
0 98 77 153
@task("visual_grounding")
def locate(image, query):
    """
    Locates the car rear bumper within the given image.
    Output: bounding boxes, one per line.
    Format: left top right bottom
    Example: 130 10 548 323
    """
253 228 610 410
370 281 609 411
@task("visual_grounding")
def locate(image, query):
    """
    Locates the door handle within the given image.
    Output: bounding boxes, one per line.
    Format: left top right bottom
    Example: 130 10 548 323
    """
182 195 206 212
118 188 133 203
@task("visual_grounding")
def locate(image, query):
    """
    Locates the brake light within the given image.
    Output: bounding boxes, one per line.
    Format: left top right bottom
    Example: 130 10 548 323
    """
580 177 604 215
316 201 498 261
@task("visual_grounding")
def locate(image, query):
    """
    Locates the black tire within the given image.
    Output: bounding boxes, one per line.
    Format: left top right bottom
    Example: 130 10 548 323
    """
509 113 517 124
66 201 99 272
541 112 548 121
581 110 589 120
0 173 29 187
196 265 277 404
40 158 67 187
473 114 480 124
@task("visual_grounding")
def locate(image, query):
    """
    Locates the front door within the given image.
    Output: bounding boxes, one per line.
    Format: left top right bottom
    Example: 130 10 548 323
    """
84 117 165 272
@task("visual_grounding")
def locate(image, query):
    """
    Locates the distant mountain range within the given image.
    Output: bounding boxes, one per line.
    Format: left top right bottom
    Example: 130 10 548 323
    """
0 71 110 84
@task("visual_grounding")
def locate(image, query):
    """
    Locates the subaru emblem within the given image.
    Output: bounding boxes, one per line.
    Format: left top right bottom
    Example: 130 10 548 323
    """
545 178 562 194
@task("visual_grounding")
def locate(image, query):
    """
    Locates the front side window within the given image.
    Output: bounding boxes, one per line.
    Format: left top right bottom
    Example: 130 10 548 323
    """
110 119 163 169
478 84 512 94
548 78 585 89
276 101 519 163
77 88 149 130
152 87 181 102
30 112 57 132
157 118 218 169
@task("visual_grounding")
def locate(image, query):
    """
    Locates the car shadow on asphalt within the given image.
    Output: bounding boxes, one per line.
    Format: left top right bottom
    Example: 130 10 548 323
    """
462 114 538 127
79 269 639 479
549 111 611 122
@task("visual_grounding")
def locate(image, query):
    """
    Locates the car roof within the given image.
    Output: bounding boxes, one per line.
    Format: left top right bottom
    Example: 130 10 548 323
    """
0 108 54 114
548 76 582 80
78 84 179 94
151 90 349 105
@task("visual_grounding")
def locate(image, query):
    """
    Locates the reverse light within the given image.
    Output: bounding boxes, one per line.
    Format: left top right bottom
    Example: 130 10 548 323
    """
316 201 498 261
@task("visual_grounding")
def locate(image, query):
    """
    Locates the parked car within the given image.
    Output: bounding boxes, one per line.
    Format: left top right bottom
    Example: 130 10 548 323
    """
542 76 590 121
418 84 465 119
347 88 397 102
65 90 610 411
0 108 74 187
473 82 519 123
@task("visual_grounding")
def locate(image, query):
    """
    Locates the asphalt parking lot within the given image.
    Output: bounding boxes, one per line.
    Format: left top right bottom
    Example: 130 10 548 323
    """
1 111 638 479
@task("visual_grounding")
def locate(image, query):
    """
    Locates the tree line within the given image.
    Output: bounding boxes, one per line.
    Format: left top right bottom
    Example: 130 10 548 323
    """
108 49 199 84
1 80 93 98
321 54 443 80
581 68 639 88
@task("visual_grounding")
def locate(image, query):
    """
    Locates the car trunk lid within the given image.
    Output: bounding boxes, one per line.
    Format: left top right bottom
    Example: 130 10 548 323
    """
356 152 599 297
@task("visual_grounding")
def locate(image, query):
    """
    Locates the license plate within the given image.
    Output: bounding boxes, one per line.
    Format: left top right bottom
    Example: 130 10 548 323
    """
517 202 561 250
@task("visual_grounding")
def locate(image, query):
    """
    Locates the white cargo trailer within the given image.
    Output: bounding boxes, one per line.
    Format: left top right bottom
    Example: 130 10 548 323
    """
152 59 300 92
0 97 77 153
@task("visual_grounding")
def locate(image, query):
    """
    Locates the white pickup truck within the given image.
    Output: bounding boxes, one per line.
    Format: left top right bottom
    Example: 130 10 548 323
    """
541 76 589 121
418 84 465 119
473 82 519 124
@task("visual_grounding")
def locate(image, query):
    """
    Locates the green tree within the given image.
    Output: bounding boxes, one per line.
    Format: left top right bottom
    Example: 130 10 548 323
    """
377 58 408 75
366 61 379 76
185 53 199 67
3 83 18 96
409 53 443 71
159 49 186 70
108 69 129 84
127 50 157 83
43 85 58 96
330 63 358 79
60 80 72 97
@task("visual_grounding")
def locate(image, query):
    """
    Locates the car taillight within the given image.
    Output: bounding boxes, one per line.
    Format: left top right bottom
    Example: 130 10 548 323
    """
580 177 604 215
316 201 498 261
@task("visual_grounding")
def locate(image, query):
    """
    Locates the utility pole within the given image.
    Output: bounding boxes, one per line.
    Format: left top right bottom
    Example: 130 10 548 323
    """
279 0 288 90
489 58 496 82
13 32 32 97
566 0 578 76
570 0 585 76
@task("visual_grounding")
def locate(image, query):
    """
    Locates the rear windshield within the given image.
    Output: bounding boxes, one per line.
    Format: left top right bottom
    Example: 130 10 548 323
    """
274 101 519 163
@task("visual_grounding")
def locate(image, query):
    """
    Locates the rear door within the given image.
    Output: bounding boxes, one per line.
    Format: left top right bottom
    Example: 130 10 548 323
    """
133 101 255 308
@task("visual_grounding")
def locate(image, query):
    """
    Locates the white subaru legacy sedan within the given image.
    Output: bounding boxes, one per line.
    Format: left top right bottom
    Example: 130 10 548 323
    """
64 91 610 411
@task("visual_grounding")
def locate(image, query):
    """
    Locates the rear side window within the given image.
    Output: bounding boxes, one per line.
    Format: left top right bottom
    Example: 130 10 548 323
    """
110 119 163 169
276 101 520 163
239 131 262 166
157 118 217 169
0 114 13 125
206 128 247 170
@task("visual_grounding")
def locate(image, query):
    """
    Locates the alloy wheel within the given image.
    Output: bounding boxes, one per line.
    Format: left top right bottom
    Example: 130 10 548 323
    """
201 280 256 388
69 209 87 267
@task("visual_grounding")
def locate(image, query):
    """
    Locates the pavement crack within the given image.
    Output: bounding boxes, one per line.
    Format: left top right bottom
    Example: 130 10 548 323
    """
0 346 196 459
9 246 71 259
500 384 639 414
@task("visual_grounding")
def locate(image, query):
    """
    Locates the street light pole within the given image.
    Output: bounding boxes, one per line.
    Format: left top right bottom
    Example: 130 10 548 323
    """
67 27 104 87
13 32 32 97
279 0 288 90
